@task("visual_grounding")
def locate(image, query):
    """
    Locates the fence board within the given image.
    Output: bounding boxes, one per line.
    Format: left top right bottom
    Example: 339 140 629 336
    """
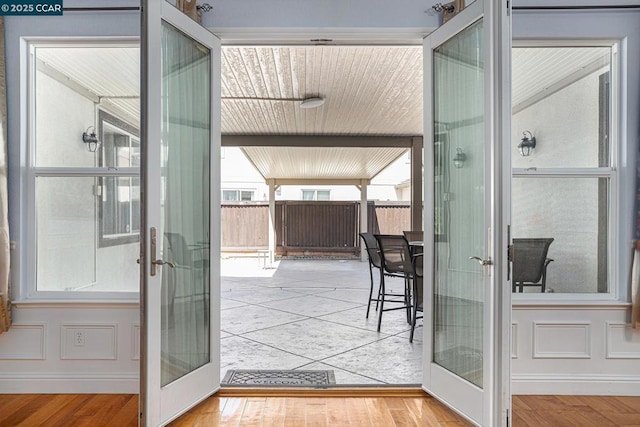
222 201 410 255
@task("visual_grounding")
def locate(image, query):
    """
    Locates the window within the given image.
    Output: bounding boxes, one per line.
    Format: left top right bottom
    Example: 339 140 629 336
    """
99 111 140 247
222 189 254 201
302 190 331 201
29 43 140 295
511 44 617 295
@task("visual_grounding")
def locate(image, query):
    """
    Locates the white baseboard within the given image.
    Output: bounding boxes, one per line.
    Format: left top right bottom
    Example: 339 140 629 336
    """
0 372 139 394
512 374 640 396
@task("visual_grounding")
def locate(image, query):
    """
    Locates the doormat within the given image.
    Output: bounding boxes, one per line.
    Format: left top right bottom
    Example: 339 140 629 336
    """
222 370 336 386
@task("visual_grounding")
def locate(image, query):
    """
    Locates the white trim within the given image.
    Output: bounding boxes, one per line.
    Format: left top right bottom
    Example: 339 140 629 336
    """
512 374 640 396
214 27 432 46
0 372 139 394
12 299 139 307
512 300 630 309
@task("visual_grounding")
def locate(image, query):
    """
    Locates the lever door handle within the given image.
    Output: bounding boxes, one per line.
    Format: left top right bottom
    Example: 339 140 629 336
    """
469 256 493 266
152 259 176 268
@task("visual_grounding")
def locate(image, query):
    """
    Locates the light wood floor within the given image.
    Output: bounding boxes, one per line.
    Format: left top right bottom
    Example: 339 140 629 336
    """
1 393 640 426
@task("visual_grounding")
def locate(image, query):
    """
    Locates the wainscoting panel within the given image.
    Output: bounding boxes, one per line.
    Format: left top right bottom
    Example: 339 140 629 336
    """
0 323 46 360
532 322 591 359
60 323 117 360
131 324 140 360
606 322 640 359
512 323 519 359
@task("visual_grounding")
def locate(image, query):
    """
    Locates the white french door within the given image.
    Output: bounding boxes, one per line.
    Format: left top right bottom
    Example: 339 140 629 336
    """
422 0 511 425
141 1 221 426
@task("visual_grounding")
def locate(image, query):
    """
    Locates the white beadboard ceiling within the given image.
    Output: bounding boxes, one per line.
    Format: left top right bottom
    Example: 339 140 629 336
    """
34 44 610 181
222 46 423 136
242 146 408 180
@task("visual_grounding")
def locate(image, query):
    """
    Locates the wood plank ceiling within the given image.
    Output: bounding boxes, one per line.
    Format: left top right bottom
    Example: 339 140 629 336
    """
221 46 423 136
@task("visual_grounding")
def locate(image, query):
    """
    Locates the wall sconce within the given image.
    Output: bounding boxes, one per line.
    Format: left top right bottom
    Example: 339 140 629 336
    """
517 130 536 157
82 126 100 152
453 147 466 169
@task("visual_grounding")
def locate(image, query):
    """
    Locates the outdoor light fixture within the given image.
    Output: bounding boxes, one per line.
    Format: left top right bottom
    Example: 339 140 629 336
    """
82 126 100 152
299 97 325 109
453 147 466 168
517 130 536 157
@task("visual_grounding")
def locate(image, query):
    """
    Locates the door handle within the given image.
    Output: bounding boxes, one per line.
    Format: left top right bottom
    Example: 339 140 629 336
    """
152 259 176 268
469 256 493 266
150 227 175 276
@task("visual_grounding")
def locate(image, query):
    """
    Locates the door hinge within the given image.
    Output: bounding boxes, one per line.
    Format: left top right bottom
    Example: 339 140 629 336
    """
507 225 512 281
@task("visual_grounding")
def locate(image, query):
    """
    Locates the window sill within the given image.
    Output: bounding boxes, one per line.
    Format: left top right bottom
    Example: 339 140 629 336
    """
512 298 631 309
13 299 139 309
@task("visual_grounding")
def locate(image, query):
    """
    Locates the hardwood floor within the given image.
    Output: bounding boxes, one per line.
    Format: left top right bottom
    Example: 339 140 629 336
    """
1 393 640 426
513 395 640 426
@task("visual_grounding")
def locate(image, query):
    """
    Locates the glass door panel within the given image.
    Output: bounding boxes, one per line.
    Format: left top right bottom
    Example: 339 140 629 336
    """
433 18 484 388
160 21 212 387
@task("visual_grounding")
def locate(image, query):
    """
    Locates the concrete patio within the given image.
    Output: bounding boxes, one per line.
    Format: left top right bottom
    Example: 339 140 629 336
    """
220 257 424 385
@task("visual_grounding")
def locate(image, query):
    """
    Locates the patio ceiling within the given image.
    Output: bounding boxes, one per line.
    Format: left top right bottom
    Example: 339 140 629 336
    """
35 44 610 182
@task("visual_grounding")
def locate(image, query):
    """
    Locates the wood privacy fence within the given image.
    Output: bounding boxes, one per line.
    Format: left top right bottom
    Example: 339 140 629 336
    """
221 201 411 256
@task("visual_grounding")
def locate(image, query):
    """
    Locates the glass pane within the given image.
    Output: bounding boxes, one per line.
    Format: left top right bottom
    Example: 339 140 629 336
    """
33 46 140 167
433 19 484 388
100 177 141 245
512 46 611 168
240 191 253 201
512 177 608 293
160 22 211 387
222 190 238 201
302 190 314 200
317 190 330 201
36 177 139 292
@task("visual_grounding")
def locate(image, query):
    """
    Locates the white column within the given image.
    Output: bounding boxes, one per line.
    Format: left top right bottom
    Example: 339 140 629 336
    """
360 179 368 262
268 179 276 267
411 136 423 231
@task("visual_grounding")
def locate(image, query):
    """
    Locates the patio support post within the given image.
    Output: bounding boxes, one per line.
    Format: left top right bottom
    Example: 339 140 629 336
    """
360 179 368 262
410 136 423 232
268 179 276 267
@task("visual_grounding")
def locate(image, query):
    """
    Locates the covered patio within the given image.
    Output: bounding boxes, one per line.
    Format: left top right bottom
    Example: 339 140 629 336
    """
220 257 423 385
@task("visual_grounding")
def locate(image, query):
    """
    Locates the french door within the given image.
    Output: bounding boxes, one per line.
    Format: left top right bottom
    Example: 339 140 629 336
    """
422 0 511 425
141 1 221 425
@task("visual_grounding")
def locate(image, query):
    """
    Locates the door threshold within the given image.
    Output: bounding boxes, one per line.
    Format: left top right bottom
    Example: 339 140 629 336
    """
218 385 428 398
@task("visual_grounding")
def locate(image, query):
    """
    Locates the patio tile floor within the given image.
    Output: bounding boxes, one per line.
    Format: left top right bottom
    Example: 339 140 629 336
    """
220 257 423 385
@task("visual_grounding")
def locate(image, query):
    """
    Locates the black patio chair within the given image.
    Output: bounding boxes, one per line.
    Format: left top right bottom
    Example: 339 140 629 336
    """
403 230 423 243
359 232 405 319
512 238 554 293
409 252 424 343
374 234 414 332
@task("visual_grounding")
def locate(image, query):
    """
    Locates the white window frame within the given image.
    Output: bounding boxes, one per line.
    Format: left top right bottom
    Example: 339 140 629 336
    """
98 114 141 247
24 39 140 301
222 189 254 201
511 39 620 303
301 189 331 201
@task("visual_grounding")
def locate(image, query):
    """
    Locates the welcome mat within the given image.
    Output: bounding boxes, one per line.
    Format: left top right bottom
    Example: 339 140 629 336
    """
222 370 336 386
